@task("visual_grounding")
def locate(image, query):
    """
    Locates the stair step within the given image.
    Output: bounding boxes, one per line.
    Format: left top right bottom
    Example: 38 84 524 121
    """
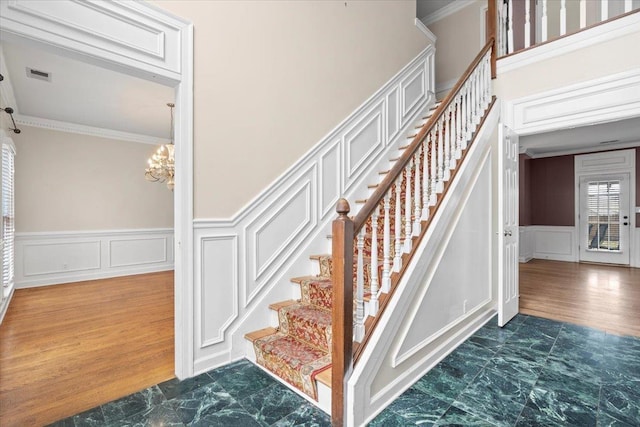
316 368 331 387
356 199 367 204
368 183 378 189
407 134 418 139
245 327 278 343
379 170 390 175
269 300 298 312
279 303 332 351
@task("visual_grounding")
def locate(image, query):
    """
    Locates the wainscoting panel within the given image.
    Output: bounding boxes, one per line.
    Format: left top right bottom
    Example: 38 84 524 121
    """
191 46 436 373
15 228 174 288
531 225 577 262
519 226 534 263
633 228 640 269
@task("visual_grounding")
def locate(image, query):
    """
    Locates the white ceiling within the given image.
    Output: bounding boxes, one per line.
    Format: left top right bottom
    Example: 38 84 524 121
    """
1 40 174 141
520 117 640 157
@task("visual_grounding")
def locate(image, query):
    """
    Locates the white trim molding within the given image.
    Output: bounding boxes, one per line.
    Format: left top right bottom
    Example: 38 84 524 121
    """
414 18 437 45
15 228 174 288
503 69 640 136
530 225 578 262
191 47 436 375
497 11 640 74
420 0 477 26
15 114 171 145
519 226 534 262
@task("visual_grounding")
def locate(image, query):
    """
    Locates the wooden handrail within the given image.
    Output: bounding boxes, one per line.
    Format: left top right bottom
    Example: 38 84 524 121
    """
488 0 497 78
352 37 495 234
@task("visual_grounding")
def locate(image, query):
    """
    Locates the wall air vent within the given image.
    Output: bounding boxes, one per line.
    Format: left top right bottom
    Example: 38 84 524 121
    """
599 139 620 145
26 67 51 82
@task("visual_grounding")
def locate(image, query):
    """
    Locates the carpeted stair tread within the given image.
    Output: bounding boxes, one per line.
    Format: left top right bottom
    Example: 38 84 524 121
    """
279 303 332 351
316 367 331 387
245 327 277 342
296 277 333 310
253 332 330 399
269 299 298 311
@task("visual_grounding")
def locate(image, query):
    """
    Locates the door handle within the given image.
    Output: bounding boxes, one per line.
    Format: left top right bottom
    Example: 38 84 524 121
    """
504 230 512 237
623 222 629 226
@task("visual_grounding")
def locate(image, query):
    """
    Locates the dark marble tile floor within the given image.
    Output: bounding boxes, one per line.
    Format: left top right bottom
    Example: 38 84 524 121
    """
49 314 640 426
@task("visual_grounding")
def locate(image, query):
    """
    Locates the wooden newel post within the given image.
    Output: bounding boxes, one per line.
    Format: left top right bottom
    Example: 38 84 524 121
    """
331 198 354 427
488 0 497 78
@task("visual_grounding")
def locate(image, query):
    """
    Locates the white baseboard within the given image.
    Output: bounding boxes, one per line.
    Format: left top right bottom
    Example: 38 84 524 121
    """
0 288 14 324
15 228 174 288
530 225 577 262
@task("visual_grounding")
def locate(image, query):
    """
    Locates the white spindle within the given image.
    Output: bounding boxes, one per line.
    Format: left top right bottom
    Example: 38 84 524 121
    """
413 146 422 234
393 177 402 271
624 0 632 13
580 0 587 28
429 131 437 204
369 210 379 314
462 85 469 147
422 139 430 219
524 0 531 48
507 0 514 54
541 0 548 42
354 227 365 342
382 193 391 292
474 72 481 125
601 0 609 21
443 109 451 181
403 160 412 252
436 119 444 193
560 0 567 35
449 105 457 167
456 98 463 158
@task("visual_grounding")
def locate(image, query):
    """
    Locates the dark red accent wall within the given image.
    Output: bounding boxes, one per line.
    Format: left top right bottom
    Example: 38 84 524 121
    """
521 148 640 227
529 154 575 226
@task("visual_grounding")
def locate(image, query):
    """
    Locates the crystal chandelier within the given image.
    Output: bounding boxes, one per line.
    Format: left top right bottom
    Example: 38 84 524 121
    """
145 102 175 190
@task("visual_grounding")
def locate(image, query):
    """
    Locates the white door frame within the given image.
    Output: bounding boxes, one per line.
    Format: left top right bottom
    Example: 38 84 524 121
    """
0 1 195 378
574 149 636 267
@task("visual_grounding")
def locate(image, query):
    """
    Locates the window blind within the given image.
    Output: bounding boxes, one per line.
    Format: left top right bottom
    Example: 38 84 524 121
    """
2 143 15 298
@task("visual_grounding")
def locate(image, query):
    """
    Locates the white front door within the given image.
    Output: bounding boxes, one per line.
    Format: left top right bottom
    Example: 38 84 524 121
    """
579 174 631 265
498 125 519 327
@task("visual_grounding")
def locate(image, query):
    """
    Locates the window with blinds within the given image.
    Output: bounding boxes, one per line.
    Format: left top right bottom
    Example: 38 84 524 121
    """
586 180 621 252
2 143 15 298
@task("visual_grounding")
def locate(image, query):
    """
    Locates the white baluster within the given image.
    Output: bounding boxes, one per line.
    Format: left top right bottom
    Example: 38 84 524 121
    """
580 0 587 28
413 146 422 235
422 140 430 219
450 104 458 166
456 97 463 158
393 177 402 272
443 108 451 181
500 1 508 56
541 0 548 42
436 119 444 193
601 0 609 21
370 209 379 314
474 72 481 125
354 227 365 342
462 85 469 148
560 0 567 35
524 0 531 48
507 0 514 54
624 0 632 13
382 193 391 292
429 131 437 205
404 160 413 252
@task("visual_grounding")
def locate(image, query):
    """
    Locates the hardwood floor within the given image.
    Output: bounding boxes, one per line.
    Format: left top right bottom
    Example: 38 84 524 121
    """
0 271 175 426
520 259 640 337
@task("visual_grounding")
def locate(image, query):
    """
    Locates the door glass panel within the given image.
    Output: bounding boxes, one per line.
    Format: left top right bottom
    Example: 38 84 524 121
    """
586 180 620 252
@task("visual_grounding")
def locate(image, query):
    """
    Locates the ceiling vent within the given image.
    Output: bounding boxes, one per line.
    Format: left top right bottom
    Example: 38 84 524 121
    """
599 139 620 145
26 67 51 82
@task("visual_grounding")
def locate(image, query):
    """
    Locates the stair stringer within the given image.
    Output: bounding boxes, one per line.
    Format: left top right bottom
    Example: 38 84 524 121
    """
191 47 437 375
347 103 501 426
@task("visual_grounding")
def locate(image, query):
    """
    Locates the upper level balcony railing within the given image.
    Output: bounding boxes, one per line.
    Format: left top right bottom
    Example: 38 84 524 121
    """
496 0 640 57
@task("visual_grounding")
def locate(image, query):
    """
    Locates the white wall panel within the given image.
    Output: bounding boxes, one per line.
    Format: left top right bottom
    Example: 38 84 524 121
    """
343 103 384 189
401 66 426 124
319 141 341 217
15 228 174 288
531 226 577 262
519 226 534 262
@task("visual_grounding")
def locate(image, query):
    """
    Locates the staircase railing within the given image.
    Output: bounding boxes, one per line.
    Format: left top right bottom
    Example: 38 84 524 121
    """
330 38 496 426
497 0 639 56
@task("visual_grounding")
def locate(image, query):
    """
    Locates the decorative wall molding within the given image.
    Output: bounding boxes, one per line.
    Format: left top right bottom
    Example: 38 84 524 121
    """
15 228 174 288
497 12 640 74
505 68 640 136
528 141 640 159
14 114 171 145
633 228 640 268
191 47 436 373
519 226 534 262
414 18 437 45
420 0 476 26
530 225 578 262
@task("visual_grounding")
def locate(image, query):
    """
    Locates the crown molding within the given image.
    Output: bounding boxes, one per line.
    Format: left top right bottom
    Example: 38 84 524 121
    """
421 0 477 26
414 18 437 45
14 114 171 145
526 141 640 159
